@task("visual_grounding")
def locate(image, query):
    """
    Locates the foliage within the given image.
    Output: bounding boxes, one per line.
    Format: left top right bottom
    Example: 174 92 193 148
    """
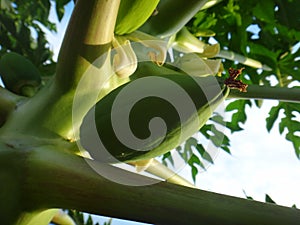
65 210 112 225
244 191 298 209
0 0 71 77
187 0 300 158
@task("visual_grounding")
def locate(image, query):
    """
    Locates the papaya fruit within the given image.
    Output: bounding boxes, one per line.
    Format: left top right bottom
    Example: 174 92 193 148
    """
139 0 207 38
0 52 41 97
80 74 228 163
115 0 160 35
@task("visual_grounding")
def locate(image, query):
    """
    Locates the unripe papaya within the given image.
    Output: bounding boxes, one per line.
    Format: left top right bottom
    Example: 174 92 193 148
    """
115 0 160 35
0 52 41 96
139 0 207 38
80 74 228 163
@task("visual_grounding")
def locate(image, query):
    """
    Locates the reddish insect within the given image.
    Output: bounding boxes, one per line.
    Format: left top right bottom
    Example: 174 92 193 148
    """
224 67 248 92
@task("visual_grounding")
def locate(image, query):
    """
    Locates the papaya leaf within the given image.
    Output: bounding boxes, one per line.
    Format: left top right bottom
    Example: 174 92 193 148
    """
242 190 254 200
266 102 282 132
188 154 205 182
208 114 231 154
189 11 217 33
67 210 85 225
161 151 175 167
225 99 252 132
278 48 300 83
265 194 276 204
209 113 225 125
275 0 300 31
182 137 198 162
195 143 214 164
0 2 56 71
253 1 275 23
267 102 300 158
55 0 72 21
66 209 107 225
163 118 231 178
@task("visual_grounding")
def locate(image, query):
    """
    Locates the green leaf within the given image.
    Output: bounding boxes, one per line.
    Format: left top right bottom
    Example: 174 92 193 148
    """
161 151 174 167
0 2 56 72
247 42 279 68
67 210 85 225
286 131 300 158
191 164 198 183
253 1 275 23
209 113 226 125
199 119 231 155
242 190 254 200
225 100 252 132
86 215 93 225
182 137 198 161
265 194 276 204
266 103 282 132
274 102 300 158
188 154 205 182
66 210 105 225
196 144 214 164
56 0 72 21
275 0 300 31
221 146 231 154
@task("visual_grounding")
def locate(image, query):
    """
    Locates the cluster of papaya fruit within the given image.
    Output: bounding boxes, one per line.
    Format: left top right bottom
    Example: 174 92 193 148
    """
81 0 231 163
0 0 233 164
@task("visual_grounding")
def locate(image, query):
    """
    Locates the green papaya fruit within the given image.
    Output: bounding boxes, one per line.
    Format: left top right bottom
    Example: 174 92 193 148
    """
115 0 160 35
139 0 207 38
80 74 228 163
0 52 41 97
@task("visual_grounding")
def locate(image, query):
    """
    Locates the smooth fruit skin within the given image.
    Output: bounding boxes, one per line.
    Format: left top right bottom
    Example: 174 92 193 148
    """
139 0 207 38
80 74 228 163
115 0 160 35
0 52 41 96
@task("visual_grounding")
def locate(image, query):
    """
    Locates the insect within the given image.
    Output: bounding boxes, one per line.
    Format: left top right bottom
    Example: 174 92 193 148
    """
224 67 248 92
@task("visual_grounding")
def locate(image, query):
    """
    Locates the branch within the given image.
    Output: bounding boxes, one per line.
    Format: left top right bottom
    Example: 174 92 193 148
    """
3 146 299 225
228 84 300 103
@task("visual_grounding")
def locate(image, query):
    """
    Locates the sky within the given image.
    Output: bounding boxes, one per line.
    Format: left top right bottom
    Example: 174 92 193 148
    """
42 2 300 224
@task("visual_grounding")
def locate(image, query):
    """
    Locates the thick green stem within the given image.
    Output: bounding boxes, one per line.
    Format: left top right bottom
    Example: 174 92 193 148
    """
3 146 299 225
0 0 120 139
55 0 120 91
0 87 22 126
228 84 300 103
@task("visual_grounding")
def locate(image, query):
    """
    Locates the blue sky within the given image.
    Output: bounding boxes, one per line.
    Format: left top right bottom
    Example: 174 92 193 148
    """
46 2 300 224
